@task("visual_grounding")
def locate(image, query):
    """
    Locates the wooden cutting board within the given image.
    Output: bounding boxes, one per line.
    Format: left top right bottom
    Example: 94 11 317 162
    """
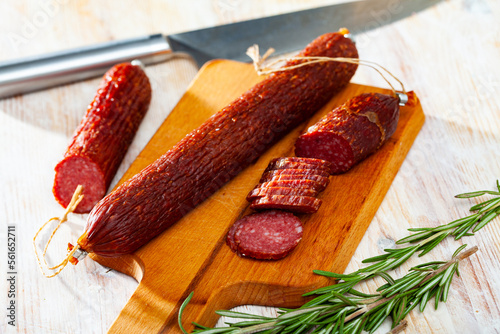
90 59 425 333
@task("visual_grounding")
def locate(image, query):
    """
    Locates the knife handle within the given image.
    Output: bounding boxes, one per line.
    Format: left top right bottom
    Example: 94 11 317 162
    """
0 34 173 99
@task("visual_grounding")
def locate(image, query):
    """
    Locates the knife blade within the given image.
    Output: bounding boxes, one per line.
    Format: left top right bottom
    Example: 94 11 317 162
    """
0 0 440 99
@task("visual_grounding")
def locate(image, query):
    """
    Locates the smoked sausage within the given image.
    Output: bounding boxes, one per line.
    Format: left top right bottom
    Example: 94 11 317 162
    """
53 62 151 213
76 31 358 257
295 92 405 174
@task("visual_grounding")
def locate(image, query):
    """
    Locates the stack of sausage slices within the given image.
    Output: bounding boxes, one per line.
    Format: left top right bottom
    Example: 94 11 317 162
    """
226 157 333 261
247 157 332 214
226 91 405 260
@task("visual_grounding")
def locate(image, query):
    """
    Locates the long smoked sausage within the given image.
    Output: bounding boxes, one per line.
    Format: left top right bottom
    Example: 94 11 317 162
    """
76 31 358 257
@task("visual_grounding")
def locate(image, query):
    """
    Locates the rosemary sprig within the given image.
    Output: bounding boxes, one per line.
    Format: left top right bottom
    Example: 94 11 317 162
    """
308 181 500 295
177 182 498 333
178 246 478 334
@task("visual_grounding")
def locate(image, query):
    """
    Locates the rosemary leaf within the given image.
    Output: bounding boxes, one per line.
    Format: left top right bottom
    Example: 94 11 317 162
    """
312 270 358 279
179 292 195 334
453 219 479 240
384 298 397 317
452 244 468 258
378 247 418 272
415 274 443 298
439 263 457 287
346 289 379 298
302 293 334 308
419 290 431 313
411 261 446 269
366 308 386 334
216 310 273 320
418 232 450 257
470 197 498 211
454 188 500 198
473 210 500 232
396 230 434 244
362 253 391 263
193 327 235 334
384 274 426 298
282 311 319 332
434 285 443 310
438 214 480 230
407 227 431 232
227 320 271 327
330 291 359 307
373 271 396 286
478 198 500 213
338 309 346 334
392 295 407 327
277 306 328 321
441 271 454 303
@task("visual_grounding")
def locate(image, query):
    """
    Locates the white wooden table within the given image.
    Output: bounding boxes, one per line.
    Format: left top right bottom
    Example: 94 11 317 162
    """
1 0 499 333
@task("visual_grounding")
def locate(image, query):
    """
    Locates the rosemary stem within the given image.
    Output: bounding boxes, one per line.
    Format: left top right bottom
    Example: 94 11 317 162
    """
343 305 368 323
418 230 448 247
236 321 278 334
418 246 478 286
344 293 399 323
341 246 478 327
388 320 408 334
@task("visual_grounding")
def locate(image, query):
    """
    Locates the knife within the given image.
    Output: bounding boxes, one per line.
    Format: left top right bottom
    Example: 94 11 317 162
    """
0 0 440 99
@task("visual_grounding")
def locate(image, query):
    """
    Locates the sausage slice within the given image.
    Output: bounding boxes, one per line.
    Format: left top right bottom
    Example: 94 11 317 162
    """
228 211 303 260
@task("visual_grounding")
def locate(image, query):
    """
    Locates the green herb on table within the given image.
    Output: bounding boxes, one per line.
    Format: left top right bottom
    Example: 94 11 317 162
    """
178 181 499 333
312 181 500 295
179 246 477 334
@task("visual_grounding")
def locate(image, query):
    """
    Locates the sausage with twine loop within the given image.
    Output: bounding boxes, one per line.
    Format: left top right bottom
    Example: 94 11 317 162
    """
246 43 408 101
33 185 87 277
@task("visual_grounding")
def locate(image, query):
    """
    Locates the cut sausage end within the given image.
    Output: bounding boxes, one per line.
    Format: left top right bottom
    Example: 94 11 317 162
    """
53 155 106 213
295 131 355 174
227 211 303 260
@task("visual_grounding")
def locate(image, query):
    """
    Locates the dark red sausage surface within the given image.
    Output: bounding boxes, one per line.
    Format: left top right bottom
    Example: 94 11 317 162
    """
260 168 330 181
260 173 330 187
246 186 319 201
257 179 327 192
264 161 332 175
77 31 358 256
295 93 400 174
53 63 151 213
250 195 322 214
267 157 333 173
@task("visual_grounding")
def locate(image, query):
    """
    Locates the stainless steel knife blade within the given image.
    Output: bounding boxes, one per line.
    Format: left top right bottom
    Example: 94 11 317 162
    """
168 0 440 66
0 0 441 99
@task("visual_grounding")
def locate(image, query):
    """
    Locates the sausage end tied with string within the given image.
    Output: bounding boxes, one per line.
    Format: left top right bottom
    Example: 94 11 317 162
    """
33 185 88 278
246 31 417 108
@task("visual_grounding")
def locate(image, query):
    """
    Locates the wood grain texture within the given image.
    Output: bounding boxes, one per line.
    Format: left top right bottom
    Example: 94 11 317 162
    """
1 1 500 333
85 59 424 333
